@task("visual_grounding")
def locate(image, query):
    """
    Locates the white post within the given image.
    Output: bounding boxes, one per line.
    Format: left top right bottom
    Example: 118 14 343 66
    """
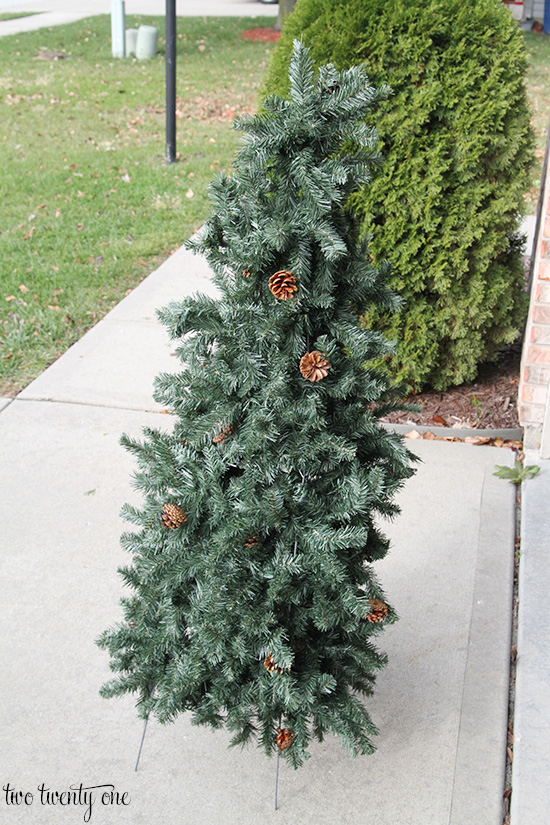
111 0 126 58
126 28 138 57
135 25 159 60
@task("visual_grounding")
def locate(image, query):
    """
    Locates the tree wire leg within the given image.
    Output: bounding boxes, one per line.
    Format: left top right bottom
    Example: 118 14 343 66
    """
274 748 281 811
275 712 282 811
134 714 150 772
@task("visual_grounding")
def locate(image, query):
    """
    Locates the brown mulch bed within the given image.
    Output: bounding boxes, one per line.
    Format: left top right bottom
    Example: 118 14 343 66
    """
380 345 521 431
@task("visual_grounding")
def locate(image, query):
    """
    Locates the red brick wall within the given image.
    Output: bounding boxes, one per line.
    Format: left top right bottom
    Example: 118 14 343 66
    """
519 183 550 448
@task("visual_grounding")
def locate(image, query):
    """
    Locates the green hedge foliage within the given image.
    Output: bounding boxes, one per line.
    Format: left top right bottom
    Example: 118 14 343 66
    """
263 0 534 391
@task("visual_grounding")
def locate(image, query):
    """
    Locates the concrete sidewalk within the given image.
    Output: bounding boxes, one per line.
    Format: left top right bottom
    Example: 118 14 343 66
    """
0 245 520 825
0 0 277 37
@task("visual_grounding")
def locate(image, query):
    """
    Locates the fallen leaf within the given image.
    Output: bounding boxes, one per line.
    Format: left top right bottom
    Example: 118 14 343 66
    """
121 173 131 183
77 223 84 230
405 430 422 439
24 227 35 240
185 188 194 199
5 296 15 301
55 208 61 218
47 305 60 311
422 431 437 440
51 265 59 271
464 436 492 445
432 414 448 426
19 284 29 293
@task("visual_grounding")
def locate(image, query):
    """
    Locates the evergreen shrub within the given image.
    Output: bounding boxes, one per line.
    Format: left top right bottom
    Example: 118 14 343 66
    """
264 0 535 391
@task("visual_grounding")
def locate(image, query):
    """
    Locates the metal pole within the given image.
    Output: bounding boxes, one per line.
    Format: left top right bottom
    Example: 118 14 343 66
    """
165 0 177 164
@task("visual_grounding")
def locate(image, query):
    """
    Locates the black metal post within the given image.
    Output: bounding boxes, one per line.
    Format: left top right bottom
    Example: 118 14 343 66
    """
165 0 177 164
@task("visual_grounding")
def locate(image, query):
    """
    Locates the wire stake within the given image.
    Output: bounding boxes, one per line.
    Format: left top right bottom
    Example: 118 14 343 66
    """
274 748 281 811
134 714 150 772
275 713 282 811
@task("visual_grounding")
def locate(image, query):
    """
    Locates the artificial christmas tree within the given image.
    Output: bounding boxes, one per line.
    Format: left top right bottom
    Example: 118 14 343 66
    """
97 41 415 770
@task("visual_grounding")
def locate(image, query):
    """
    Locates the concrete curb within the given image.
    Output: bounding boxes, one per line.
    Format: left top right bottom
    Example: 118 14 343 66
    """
510 452 550 825
382 422 523 442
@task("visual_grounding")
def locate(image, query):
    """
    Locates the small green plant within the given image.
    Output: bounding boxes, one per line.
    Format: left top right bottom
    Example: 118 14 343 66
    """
470 395 483 417
493 460 540 484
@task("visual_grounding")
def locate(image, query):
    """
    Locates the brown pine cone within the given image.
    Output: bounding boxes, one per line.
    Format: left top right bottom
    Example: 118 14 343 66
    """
268 270 298 301
276 728 295 751
299 351 330 382
161 503 187 529
212 423 233 444
365 598 389 623
264 654 284 674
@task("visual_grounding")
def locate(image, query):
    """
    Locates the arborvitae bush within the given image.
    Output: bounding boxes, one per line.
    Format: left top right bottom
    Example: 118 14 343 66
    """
97 43 415 769
264 0 535 391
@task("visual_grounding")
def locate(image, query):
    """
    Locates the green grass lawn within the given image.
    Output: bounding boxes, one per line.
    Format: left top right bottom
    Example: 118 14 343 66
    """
1 20 549 397
522 31 550 205
0 13 39 22
0 15 276 395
